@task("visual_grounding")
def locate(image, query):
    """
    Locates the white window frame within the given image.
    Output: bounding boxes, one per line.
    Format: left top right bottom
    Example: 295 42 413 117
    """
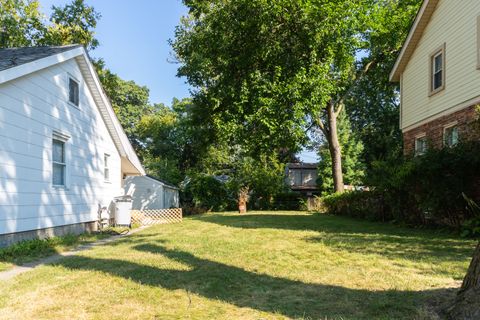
414 133 428 156
67 74 80 108
429 44 446 96
443 122 459 147
104 153 110 182
52 131 70 188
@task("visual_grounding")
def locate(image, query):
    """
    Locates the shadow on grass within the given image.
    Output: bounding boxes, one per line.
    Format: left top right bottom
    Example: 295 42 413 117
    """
196 213 475 266
55 243 454 319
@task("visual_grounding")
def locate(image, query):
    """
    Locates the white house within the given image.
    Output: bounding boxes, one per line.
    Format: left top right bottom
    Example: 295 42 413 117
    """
390 0 480 155
0 45 145 246
124 175 179 210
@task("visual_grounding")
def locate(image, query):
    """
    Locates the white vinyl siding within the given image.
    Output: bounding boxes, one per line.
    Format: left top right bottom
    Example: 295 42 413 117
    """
124 176 179 210
0 59 123 235
402 0 480 131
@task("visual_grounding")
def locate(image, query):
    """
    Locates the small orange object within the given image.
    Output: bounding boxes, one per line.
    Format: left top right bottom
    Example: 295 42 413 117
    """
238 202 247 214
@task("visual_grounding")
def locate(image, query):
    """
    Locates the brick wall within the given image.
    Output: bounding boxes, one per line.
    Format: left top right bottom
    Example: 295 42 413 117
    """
403 105 480 155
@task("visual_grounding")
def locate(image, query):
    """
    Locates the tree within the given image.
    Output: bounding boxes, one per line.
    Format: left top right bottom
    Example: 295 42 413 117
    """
138 98 213 183
448 195 480 319
40 0 101 50
316 109 365 193
173 0 413 193
96 64 153 151
0 0 45 47
0 0 100 50
346 0 421 169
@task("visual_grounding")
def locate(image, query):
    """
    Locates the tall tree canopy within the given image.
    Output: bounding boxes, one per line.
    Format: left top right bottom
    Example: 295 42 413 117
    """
173 0 420 192
0 0 99 49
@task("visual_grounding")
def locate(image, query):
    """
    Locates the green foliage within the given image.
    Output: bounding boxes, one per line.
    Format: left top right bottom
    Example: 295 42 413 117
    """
173 0 372 158
96 65 153 151
183 174 232 212
228 156 286 210
39 0 101 50
322 191 385 221
141 155 183 186
346 0 422 170
138 98 213 183
0 232 108 269
0 0 45 47
316 110 365 193
324 142 480 232
0 0 100 50
461 194 480 238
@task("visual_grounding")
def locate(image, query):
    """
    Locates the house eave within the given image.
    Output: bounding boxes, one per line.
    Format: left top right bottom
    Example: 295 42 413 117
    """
389 0 440 82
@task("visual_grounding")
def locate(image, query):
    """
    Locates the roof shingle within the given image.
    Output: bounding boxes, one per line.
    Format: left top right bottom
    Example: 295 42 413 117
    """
0 44 82 72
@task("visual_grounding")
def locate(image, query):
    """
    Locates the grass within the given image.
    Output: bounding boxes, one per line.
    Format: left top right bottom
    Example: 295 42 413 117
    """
0 211 476 319
0 227 130 272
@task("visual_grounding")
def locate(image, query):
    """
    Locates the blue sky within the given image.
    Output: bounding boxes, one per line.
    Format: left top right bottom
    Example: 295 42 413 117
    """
40 0 318 162
41 0 191 106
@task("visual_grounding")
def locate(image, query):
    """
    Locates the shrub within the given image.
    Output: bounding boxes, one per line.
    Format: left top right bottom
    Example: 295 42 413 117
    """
272 192 304 210
323 141 480 230
322 191 386 221
182 174 233 212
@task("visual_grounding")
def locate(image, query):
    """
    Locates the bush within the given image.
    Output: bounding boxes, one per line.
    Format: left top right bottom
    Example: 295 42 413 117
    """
272 192 304 210
182 174 234 212
322 191 386 221
323 141 480 230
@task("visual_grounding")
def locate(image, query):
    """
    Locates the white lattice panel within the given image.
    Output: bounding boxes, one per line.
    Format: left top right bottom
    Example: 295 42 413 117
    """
131 208 183 226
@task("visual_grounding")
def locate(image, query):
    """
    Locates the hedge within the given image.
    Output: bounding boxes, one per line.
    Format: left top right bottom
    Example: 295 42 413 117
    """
322 141 480 231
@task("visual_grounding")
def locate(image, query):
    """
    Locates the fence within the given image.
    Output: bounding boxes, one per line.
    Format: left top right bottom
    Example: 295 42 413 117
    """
131 208 183 226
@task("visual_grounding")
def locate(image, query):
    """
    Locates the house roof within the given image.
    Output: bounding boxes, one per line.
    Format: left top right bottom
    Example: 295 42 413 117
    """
0 45 83 72
389 0 440 82
0 44 145 176
287 163 318 170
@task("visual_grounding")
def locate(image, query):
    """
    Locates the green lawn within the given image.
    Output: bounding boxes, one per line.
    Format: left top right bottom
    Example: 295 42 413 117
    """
0 211 475 319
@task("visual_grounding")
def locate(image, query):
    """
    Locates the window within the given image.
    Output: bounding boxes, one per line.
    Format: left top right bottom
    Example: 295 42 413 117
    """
430 45 445 95
104 154 110 181
68 77 79 106
52 138 66 186
415 135 427 156
444 124 459 147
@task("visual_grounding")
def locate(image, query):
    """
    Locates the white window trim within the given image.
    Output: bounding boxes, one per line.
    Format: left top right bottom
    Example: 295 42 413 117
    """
52 131 71 189
104 153 111 183
443 121 459 147
429 43 446 96
67 73 80 109
414 133 427 156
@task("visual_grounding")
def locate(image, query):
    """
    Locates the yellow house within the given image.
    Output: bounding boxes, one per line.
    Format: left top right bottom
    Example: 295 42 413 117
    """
390 0 480 155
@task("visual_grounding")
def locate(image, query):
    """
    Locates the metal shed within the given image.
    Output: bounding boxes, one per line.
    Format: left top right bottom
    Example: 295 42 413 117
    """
124 175 180 210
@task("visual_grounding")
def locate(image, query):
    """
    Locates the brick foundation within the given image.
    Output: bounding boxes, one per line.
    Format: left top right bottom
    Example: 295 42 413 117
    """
403 105 480 155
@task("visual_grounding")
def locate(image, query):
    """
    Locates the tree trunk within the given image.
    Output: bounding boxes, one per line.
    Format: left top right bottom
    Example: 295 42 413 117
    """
447 242 480 319
327 103 344 193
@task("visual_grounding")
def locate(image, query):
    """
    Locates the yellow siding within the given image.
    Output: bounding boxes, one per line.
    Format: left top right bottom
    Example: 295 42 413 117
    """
402 0 480 131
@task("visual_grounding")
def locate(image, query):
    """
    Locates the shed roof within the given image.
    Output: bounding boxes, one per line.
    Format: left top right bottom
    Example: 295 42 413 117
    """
287 163 318 170
145 175 180 190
